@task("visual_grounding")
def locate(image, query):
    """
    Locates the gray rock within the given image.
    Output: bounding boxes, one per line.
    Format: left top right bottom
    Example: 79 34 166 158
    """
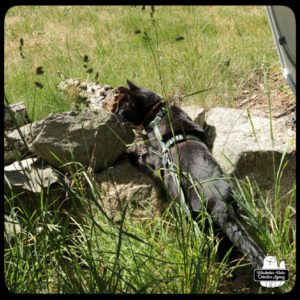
4 157 59 193
5 101 30 131
96 158 168 223
205 107 296 191
29 109 134 172
181 105 205 127
4 135 26 166
5 123 36 165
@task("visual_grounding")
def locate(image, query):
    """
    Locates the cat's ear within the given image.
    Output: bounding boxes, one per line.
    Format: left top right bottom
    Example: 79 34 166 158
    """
127 80 140 91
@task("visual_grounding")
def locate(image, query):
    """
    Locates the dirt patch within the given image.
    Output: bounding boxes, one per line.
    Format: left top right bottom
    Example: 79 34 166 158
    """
4 15 22 26
236 69 295 115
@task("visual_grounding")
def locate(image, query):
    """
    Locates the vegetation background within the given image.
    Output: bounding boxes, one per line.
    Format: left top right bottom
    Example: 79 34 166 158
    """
5 5 294 119
4 5 296 294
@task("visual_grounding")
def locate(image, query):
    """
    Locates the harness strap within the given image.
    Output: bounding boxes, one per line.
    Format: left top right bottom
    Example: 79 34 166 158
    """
166 161 201 236
146 106 202 236
163 134 203 153
147 106 166 132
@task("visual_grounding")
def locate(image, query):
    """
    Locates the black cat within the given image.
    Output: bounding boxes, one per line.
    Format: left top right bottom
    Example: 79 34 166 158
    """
112 80 265 269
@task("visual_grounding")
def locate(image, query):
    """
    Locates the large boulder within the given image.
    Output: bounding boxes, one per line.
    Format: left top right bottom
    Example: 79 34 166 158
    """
96 158 168 223
26 109 134 172
205 107 296 192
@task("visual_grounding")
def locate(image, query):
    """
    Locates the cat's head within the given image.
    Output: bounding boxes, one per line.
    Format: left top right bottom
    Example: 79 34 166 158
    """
112 80 163 127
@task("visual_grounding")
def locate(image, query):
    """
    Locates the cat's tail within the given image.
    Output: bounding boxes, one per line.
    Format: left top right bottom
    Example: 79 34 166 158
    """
211 202 265 269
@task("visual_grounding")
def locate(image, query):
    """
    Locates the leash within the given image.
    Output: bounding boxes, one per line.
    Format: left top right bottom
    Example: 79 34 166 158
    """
146 105 202 235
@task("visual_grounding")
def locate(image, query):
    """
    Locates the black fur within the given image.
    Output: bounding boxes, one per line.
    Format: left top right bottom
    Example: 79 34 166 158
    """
113 80 265 268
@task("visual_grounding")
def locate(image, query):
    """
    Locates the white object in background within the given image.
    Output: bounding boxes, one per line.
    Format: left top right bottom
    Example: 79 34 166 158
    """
266 6 296 94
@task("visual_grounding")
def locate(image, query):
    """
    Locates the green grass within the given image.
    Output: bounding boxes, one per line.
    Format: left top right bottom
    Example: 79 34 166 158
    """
5 5 279 120
4 155 296 293
4 5 295 294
